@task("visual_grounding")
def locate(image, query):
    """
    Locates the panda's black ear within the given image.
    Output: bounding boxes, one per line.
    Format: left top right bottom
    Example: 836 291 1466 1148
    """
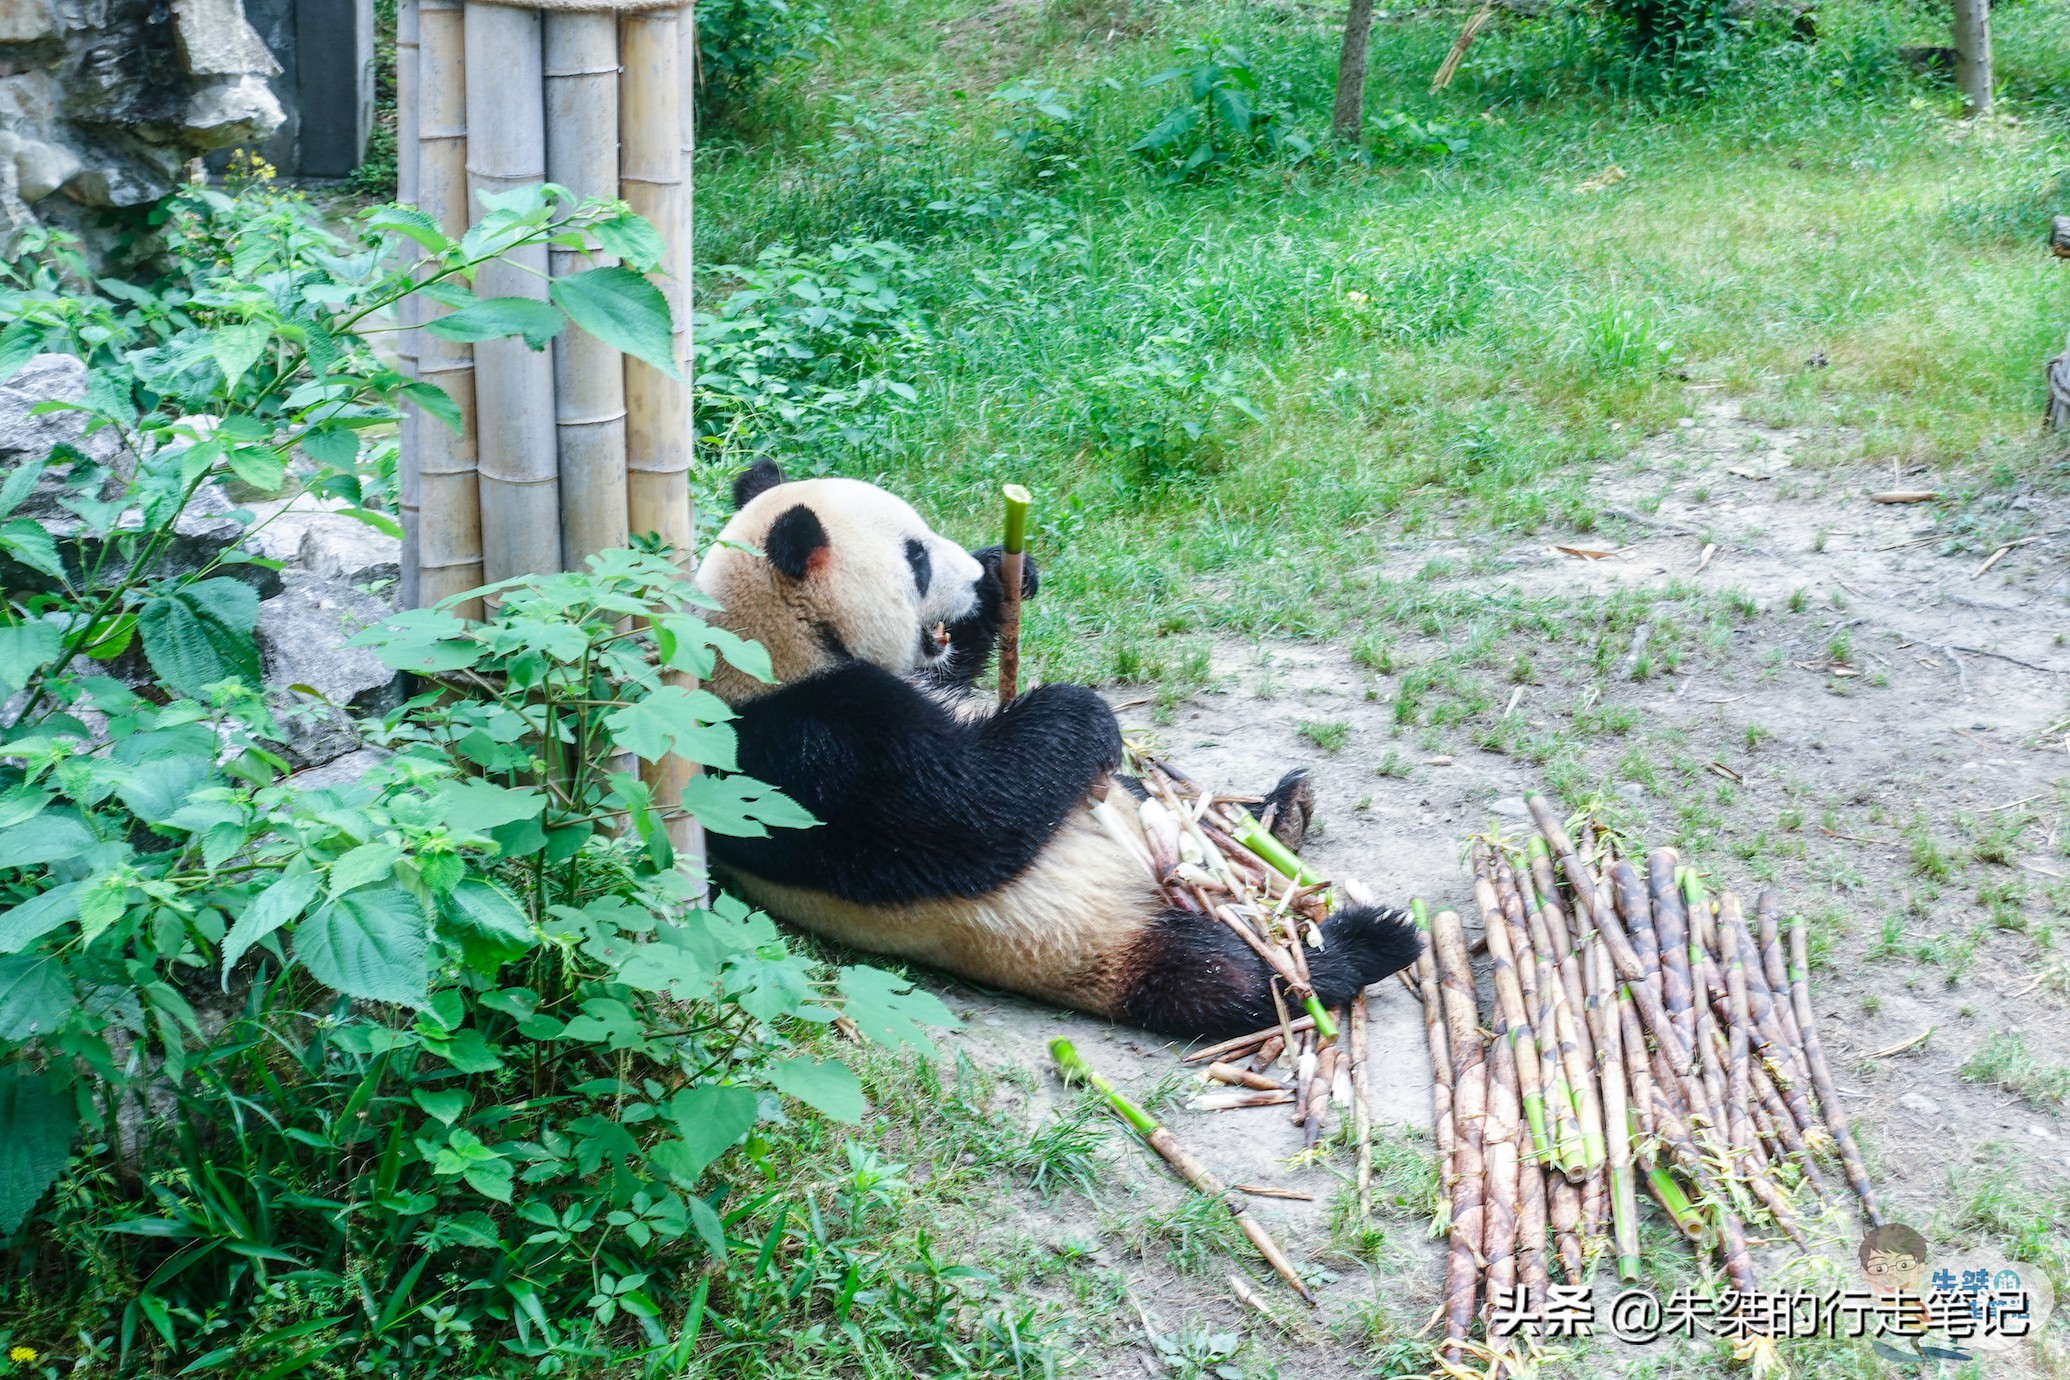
764 503 828 580
732 459 786 511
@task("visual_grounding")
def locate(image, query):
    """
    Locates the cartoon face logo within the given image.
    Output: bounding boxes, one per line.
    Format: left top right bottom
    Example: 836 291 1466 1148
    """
1859 1224 1931 1297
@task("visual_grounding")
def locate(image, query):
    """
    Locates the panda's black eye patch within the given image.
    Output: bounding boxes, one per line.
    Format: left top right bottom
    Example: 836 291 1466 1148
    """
904 538 931 596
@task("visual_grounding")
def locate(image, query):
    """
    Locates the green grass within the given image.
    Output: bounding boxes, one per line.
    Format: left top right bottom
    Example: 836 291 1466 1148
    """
1961 1031 2070 1110
697 0 2070 693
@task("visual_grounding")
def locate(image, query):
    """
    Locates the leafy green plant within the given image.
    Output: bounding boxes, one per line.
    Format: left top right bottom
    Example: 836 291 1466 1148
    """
1078 336 1265 474
694 0 829 120
0 179 960 1373
1130 39 1312 182
1584 301 1677 373
989 81 1084 179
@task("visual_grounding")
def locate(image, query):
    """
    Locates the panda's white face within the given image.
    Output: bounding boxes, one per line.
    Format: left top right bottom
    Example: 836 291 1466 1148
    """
698 474 987 699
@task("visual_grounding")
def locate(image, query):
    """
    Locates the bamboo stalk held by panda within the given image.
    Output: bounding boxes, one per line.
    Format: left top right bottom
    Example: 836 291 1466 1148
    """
997 484 1031 705
1194 1089 1297 1111
1051 1039 1315 1303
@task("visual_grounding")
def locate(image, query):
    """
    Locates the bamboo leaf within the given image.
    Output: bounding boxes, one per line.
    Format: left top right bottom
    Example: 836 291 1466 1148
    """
549 266 679 379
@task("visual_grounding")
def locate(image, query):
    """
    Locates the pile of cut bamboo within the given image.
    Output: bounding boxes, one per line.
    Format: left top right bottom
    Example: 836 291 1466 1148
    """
1426 794 1880 1369
1098 747 1384 1214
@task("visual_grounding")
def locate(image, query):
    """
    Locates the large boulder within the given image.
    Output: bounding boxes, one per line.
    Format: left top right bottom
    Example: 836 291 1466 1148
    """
255 571 406 770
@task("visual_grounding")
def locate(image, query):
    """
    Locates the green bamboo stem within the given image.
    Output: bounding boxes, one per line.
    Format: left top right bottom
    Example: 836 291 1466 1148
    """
997 484 1031 705
1645 1164 1703 1240
1052 1039 1317 1302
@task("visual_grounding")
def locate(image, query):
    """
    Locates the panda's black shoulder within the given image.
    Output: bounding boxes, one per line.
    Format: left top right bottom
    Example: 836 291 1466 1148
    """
732 662 951 737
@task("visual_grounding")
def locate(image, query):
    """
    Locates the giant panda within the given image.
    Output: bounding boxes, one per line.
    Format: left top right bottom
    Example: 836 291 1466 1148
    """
695 459 1421 1040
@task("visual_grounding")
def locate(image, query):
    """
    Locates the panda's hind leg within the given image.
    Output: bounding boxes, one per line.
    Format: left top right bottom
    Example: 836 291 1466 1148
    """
1258 768 1316 853
1115 901 1422 1041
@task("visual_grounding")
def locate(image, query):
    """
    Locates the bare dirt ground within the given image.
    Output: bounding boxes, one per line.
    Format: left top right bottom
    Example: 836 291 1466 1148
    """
919 398 2070 1378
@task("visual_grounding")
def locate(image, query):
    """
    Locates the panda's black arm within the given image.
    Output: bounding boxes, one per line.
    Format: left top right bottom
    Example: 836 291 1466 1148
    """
709 666 1119 904
924 545 1038 691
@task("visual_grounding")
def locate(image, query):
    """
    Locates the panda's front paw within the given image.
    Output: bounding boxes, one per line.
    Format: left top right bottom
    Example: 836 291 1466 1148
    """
971 544 1039 600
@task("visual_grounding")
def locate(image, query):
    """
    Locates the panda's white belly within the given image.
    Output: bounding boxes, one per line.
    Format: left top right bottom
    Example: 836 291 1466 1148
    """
721 807 1161 1018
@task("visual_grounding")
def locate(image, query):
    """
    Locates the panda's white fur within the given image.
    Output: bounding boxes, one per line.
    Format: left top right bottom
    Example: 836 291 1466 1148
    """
695 461 1420 1039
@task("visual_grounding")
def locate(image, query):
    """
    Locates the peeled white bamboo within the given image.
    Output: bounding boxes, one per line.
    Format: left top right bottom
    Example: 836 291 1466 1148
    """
465 1 563 585
620 6 701 870
414 0 484 616
395 0 422 607
543 12 630 567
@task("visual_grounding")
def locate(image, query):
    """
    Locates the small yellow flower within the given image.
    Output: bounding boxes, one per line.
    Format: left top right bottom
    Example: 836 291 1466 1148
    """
8 1345 38 1363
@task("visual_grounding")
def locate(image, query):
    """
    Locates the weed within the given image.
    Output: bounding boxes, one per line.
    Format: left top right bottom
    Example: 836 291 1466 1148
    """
1300 719 1351 753
1961 1033 2070 1109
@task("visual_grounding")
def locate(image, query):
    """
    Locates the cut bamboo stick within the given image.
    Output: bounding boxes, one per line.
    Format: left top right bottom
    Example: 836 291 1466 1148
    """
1443 1049 1489 1365
1182 1017 1315 1067
1413 918 1457 1174
464 1 563 584
1207 1062 1286 1093
1194 1089 1296 1111
1351 995 1374 1223
396 0 422 609
1680 872 1729 1123
1649 848 1697 1083
1789 917 1883 1226
1755 890 1810 1076
414 0 482 616
1549 1175 1584 1283
543 12 629 568
1482 1023 1521 1318
1592 942 1639 1282
1052 1040 1315 1304
1475 872 1549 1166
1516 1132 1550 1304
998 484 1030 704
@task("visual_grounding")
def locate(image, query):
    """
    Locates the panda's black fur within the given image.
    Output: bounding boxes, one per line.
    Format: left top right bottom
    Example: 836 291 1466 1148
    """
698 459 1421 1040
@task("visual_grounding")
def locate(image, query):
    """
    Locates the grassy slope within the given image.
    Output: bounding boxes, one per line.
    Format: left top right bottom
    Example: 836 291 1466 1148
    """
697 0 2069 701
694 9 2070 1376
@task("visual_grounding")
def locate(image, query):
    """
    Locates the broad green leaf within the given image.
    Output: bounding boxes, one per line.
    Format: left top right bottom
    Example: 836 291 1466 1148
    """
678 773 818 839
368 204 451 252
0 882 83 954
0 1065 76 1233
838 965 960 1051
0 519 66 581
1129 105 1198 153
767 1056 864 1123
423 296 566 350
428 779 546 837
137 578 261 695
349 607 483 673
210 321 273 393
401 380 463 434
0 813 95 871
0 621 61 695
299 425 359 470
603 685 737 765
616 941 715 999
294 885 429 1008
549 266 679 379
651 1086 758 1185
115 753 217 826
81 613 136 661
221 864 322 984
327 840 403 896
0 320 44 382
413 1088 470 1125
438 878 533 969
0 951 75 1039
591 213 666 271
0 456 44 521
225 444 286 490
74 882 125 945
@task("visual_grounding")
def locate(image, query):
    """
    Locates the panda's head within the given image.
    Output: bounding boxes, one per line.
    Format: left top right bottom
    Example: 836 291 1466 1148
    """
696 459 987 702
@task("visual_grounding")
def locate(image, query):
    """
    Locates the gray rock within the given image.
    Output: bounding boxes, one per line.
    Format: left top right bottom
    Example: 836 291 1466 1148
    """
2031 1124 2056 1140
183 74 283 150
1617 781 1648 799
299 514 401 588
1488 797 1529 818
13 138 78 203
171 0 281 77
61 164 172 210
0 354 122 469
0 0 56 43
289 746 388 791
1898 1093 1940 1116
255 572 405 769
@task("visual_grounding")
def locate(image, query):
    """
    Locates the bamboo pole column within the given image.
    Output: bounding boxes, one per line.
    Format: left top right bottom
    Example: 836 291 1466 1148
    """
465 2 564 585
543 13 629 565
415 0 485 617
396 0 422 608
620 5 702 868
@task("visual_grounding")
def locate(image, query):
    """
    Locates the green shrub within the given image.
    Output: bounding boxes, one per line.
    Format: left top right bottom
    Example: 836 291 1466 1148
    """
1130 38 1314 182
695 0 830 120
0 179 958 1373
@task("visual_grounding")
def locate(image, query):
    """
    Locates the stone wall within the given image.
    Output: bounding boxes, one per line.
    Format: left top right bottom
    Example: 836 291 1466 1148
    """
0 0 285 254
